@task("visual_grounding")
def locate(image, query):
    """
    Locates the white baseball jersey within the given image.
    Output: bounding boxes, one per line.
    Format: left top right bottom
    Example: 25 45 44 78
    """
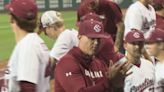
50 29 78 61
124 1 156 38
5 33 50 92
154 59 164 92
124 58 155 92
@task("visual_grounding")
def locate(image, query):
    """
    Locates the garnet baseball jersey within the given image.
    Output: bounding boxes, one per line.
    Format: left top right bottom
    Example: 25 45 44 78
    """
5 33 50 92
55 47 112 92
124 58 155 92
124 1 156 39
50 29 79 60
77 0 123 40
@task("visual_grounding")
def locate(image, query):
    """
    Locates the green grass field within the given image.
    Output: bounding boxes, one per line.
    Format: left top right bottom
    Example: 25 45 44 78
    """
0 11 77 61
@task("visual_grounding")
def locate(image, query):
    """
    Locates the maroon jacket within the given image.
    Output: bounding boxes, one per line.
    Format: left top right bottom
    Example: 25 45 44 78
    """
77 0 123 40
55 47 113 92
156 14 164 30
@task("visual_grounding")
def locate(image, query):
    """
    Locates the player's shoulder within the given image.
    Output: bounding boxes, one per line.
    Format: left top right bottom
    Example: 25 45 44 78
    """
61 29 78 37
140 58 154 67
148 4 155 12
101 0 121 9
19 33 42 47
55 51 79 72
128 1 141 11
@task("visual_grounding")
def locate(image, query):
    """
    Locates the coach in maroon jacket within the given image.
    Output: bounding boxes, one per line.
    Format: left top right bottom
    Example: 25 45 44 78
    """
55 20 131 92
80 12 124 66
77 0 124 52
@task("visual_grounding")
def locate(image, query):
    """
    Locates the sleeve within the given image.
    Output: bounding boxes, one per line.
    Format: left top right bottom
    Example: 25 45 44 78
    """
109 2 123 23
55 59 111 92
17 44 39 84
126 6 143 30
50 31 74 60
19 81 36 92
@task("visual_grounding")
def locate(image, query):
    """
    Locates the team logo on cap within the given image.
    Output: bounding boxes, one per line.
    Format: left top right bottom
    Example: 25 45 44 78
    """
94 24 101 32
133 32 140 38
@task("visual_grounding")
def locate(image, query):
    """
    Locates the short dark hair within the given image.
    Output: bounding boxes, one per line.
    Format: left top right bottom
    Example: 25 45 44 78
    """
11 13 37 33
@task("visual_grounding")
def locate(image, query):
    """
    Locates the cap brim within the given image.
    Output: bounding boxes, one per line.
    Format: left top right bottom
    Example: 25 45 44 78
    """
128 39 145 43
86 34 109 39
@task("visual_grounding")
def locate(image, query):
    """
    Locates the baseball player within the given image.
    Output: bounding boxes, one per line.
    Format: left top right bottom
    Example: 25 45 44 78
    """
124 0 156 61
124 0 156 38
77 0 125 53
145 28 164 92
123 29 155 92
152 0 164 30
55 19 131 92
39 10 79 70
3 0 50 92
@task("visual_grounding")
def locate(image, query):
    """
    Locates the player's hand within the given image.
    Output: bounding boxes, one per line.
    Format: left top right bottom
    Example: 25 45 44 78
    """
107 60 132 88
107 60 125 80
120 61 133 77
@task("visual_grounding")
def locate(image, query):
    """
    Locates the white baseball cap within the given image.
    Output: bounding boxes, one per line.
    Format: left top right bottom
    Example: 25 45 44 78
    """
41 10 63 28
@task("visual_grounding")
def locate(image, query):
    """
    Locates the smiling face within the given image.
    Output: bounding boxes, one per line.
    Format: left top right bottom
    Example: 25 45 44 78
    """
79 35 100 56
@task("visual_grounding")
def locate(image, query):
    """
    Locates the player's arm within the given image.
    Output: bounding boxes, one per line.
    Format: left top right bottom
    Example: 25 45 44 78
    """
44 57 57 80
106 1 124 52
17 45 40 91
19 81 36 92
115 21 124 52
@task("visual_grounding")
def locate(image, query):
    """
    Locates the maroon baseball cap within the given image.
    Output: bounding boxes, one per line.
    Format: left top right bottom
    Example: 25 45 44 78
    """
5 0 38 20
125 29 145 43
146 28 164 43
80 12 104 22
79 20 109 39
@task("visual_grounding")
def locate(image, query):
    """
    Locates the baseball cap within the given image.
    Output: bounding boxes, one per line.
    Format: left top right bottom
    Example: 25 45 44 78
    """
146 28 164 43
79 20 109 39
80 12 104 22
125 29 145 43
41 10 63 28
5 0 38 20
